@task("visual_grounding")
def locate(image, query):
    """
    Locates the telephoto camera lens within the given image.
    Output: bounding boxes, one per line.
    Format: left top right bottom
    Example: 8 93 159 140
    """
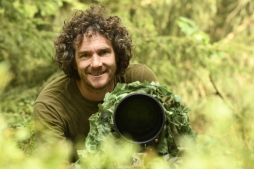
114 93 165 144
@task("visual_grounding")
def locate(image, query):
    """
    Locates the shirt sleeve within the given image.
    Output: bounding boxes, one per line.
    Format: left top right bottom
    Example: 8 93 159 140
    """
118 64 159 83
33 102 79 162
33 102 66 145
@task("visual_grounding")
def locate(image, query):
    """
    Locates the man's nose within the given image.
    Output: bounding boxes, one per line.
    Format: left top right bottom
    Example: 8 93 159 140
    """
90 54 102 67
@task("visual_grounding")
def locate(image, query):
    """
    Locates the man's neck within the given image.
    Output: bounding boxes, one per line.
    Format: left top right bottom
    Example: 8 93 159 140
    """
76 80 114 101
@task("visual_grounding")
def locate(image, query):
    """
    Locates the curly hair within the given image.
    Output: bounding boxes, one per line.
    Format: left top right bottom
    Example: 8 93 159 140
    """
54 4 133 79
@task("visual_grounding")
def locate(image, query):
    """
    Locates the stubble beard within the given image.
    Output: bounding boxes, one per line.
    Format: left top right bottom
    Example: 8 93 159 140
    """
81 75 115 93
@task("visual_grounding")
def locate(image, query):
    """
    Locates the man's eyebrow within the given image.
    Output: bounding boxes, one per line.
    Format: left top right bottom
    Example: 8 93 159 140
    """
76 51 89 57
77 50 90 54
77 45 112 54
98 47 112 51
80 47 111 52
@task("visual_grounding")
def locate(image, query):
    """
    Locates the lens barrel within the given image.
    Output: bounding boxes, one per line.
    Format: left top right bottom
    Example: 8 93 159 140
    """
113 93 165 144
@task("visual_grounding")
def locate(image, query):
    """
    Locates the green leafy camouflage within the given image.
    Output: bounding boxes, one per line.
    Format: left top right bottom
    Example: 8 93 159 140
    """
82 81 196 158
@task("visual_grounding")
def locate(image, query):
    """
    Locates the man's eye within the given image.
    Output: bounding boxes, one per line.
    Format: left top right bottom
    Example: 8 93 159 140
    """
100 51 109 55
81 54 89 57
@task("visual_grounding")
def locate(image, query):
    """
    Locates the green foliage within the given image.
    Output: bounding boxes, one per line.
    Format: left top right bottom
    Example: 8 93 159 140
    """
1 0 55 87
0 0 88 88
0 115 71 169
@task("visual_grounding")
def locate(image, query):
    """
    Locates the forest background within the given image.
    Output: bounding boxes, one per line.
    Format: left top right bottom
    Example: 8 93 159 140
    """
0 0 253 168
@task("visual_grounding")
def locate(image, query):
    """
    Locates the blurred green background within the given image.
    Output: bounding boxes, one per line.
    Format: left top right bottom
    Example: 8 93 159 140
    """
0 0 253 168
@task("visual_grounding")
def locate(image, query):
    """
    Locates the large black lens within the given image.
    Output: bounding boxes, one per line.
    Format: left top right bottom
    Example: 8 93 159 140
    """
113 93 165 144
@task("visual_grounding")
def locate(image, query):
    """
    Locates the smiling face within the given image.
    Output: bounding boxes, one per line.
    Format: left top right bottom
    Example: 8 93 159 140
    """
74 31 117 99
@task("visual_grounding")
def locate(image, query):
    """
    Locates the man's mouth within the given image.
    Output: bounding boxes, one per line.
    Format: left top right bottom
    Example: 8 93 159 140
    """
89 72 105 76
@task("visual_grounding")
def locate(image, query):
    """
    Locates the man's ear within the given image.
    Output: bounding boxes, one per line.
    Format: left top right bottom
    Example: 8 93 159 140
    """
73 60 77 70
115 55 119 62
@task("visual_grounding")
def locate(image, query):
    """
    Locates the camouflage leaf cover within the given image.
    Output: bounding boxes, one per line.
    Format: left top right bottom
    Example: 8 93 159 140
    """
81 81 196 159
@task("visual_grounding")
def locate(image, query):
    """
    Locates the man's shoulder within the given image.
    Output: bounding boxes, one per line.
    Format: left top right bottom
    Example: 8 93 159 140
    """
117 63 158 83
126 63 148 70
35 75 73 103
44 75 71 88
125 63 154 75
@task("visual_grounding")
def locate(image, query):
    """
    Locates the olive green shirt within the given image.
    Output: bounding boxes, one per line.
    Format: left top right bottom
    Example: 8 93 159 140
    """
34 64 158 160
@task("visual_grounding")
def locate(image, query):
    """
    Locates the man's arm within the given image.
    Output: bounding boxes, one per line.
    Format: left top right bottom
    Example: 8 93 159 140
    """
33 102 78 163
34 102 66 144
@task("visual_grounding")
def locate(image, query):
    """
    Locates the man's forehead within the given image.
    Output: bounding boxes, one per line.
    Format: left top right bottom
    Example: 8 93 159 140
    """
74 31 106 48
74 31 113 52
82 31 110 43
84 30 99 38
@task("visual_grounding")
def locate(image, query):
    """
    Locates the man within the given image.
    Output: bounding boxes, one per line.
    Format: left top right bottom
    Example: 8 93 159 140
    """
33 4 158 162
